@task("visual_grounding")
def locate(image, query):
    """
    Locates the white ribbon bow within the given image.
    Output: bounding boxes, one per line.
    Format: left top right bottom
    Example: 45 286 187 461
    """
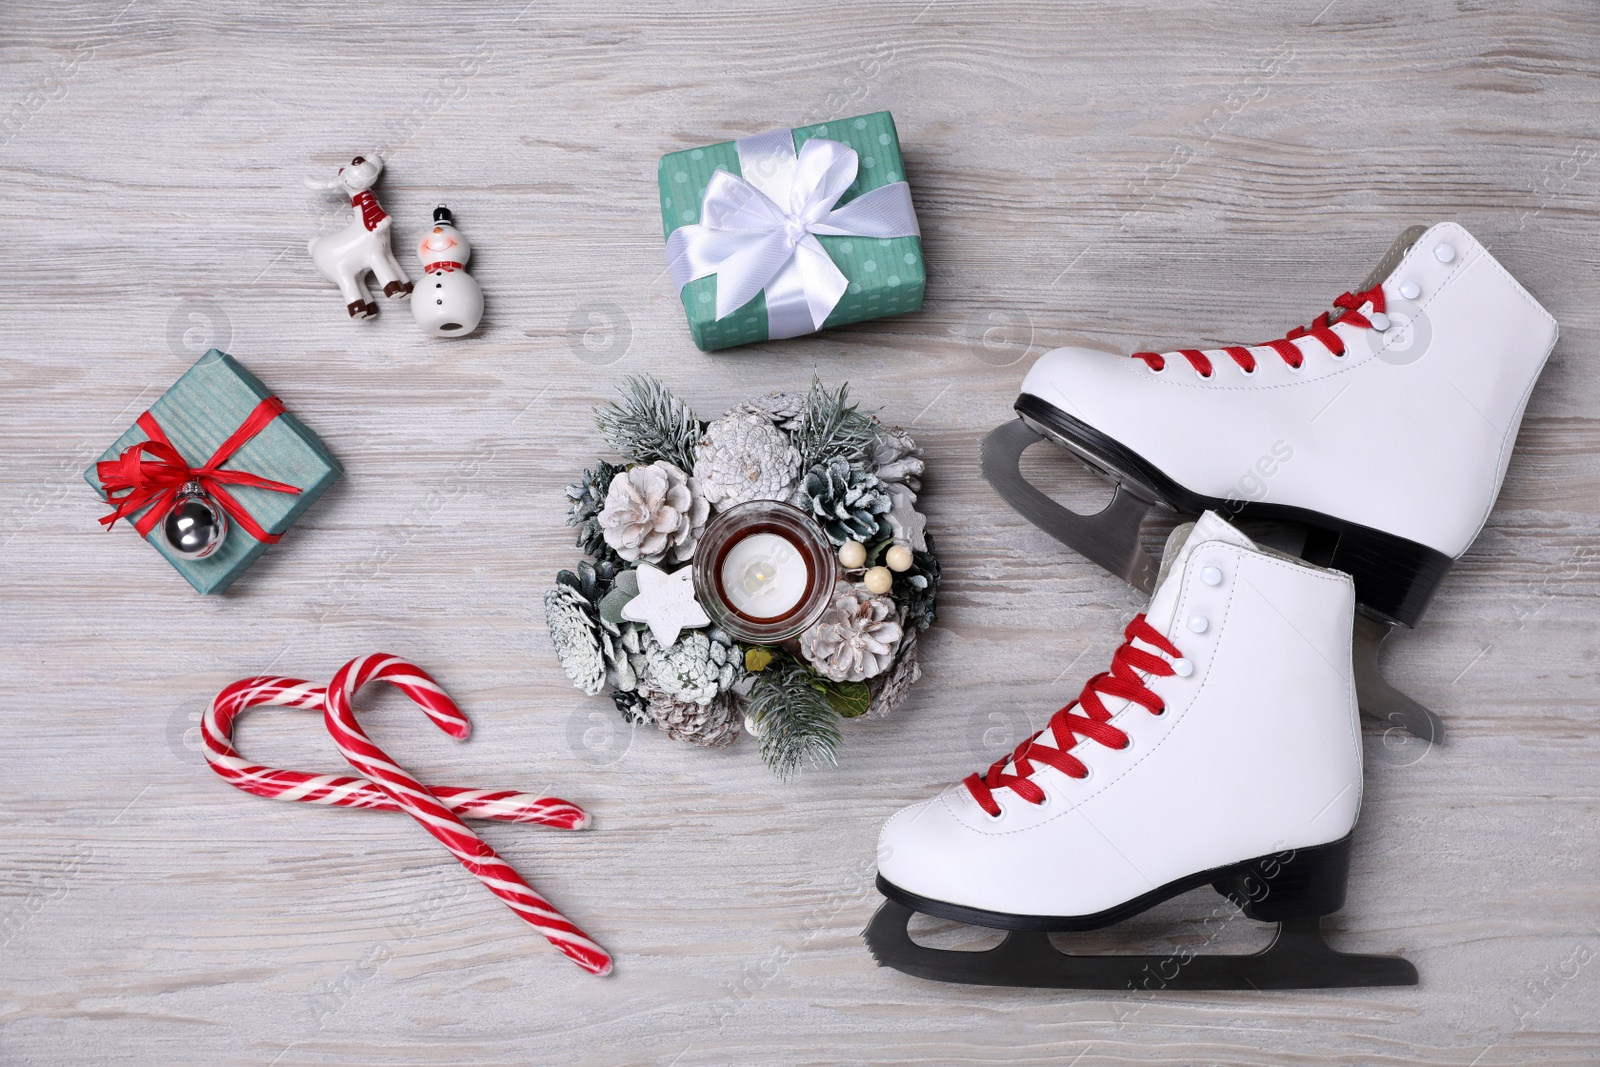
665 129 921 340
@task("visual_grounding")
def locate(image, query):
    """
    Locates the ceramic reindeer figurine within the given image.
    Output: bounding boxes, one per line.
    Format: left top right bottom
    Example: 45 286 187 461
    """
412 206 484 337
306 154 412 319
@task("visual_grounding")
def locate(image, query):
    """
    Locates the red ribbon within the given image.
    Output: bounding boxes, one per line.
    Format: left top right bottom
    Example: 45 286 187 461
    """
424 261 464 273
96 396 302 544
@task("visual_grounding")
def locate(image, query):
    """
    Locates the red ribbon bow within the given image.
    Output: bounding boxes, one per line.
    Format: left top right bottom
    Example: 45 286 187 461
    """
424 260 464 273
96 396 302 544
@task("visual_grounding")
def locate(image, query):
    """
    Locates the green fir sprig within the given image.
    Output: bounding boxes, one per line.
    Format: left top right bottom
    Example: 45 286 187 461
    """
792 377 879 470
746 653 844 780
595 376 703 470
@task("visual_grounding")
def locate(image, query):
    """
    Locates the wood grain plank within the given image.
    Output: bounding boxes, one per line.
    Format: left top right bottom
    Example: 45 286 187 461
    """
2 1 1599 1064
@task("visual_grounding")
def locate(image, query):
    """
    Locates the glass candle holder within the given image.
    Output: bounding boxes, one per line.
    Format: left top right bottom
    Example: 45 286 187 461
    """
692 500 837 644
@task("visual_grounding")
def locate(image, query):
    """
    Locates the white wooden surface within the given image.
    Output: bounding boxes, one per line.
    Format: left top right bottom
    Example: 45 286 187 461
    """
3 2 1599 1064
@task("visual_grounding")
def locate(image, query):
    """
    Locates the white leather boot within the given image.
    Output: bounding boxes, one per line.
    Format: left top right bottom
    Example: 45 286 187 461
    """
982 222 1557 739
863 512 1416 989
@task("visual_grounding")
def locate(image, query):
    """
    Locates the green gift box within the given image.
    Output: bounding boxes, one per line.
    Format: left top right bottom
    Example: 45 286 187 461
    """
660 110 925 351
85 350 342 595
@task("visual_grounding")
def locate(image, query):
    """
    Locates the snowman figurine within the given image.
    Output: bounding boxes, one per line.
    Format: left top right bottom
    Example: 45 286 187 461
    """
412 206 484 337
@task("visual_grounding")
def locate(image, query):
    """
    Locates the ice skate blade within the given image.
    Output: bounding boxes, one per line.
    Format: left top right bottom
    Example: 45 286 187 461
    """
1353 613 1444 744
863 901 1417 991
985 407 1446 741
1010 396 1456 628
980 417 1159 592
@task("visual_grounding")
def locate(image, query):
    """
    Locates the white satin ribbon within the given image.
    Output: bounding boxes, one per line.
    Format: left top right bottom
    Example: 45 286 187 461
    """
665 129 920 340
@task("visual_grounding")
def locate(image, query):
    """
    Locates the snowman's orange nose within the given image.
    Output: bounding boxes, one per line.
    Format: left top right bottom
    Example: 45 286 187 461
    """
433 227 443 234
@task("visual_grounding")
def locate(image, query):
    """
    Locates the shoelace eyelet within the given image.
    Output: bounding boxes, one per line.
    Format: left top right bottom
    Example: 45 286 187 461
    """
1239 363 1256 376
1031 791 1053 810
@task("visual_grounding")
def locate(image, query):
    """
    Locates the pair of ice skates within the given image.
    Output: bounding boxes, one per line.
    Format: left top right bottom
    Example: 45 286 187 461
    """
864 223 1559 989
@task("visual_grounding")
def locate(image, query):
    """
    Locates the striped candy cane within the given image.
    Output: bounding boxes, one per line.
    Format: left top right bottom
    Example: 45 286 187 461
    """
323 654 612 976
203 675 588 828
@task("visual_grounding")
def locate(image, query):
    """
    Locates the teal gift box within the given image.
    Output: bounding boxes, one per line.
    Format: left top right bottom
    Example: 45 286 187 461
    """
85 350 342 595
659 110 925 351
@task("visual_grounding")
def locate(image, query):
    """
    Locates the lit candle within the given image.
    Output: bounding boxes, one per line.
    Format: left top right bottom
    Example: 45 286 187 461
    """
693 500 837 643
720 531 809 619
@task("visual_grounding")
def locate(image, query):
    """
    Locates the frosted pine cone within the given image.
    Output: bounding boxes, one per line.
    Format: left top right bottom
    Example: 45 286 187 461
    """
598 461 709 564
866 626 921 718
645 690 742 748
734 390 806 431
693 412 802 509
868 427 928 550
544 585 605 695
597 616 646 692
565 460 627 563
800 581 904 683
639 630 744 706
868 427 924 493
792 457 891 545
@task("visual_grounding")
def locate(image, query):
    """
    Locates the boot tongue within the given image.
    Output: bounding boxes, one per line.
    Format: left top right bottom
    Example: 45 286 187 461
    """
997 509 1260 770
1144 511 1257 632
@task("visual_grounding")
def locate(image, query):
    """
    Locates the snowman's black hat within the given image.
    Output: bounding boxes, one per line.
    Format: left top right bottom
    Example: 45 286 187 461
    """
433 206 454 225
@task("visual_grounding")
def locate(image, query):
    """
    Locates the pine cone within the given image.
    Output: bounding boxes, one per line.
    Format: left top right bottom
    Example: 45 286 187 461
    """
644 689 742 748
612 689 651 725
566 461 627 563
597 615 646 691
868 427 924 493
800 581 904 682
598 461 709 564
791 457 891 545
735 390 806 431
866 626 921 718
693 412 802 509
544 584 605 695
867 427 928 551
639 630 744 706
890 537 941 631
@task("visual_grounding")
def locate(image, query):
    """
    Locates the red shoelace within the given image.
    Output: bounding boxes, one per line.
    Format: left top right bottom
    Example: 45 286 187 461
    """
964 613 1183 817
1133 284 1387 376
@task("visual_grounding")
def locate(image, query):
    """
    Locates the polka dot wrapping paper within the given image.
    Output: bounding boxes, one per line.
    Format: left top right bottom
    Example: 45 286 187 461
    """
657 111 926 351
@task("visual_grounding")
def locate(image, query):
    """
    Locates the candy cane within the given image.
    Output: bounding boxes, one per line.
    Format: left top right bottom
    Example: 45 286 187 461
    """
323 654 611 976
203 675 587 828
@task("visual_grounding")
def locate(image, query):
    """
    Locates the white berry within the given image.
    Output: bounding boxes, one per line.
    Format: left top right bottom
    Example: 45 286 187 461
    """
885 545 913 572
863 566 893 594
838 540 867 569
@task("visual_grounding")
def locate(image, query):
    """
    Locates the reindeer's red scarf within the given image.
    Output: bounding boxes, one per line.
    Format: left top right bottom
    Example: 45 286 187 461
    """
351 190 387 231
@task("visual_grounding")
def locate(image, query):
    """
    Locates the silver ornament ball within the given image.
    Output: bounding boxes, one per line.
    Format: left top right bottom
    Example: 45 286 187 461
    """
163 484 228 560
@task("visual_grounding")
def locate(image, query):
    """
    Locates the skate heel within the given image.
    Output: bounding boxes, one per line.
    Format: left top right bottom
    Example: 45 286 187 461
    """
1300 523 1453 628
1213 836 1352 922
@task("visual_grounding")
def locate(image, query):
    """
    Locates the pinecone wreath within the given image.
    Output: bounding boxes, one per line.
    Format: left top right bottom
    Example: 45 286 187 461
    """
693 412 802 509
545 376 941 779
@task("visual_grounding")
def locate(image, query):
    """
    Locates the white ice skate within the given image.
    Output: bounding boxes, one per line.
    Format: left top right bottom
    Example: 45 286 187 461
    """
982 222 1558 740
864 512 1417 990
